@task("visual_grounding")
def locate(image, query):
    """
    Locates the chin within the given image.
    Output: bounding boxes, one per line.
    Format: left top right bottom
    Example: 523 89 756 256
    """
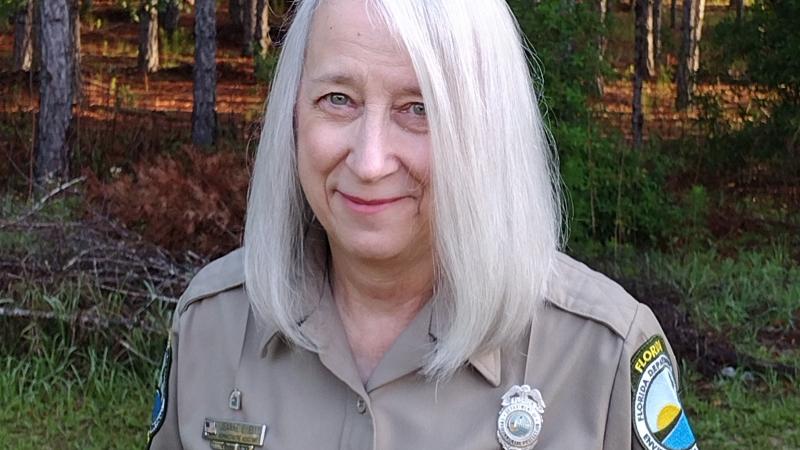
338 231 416 263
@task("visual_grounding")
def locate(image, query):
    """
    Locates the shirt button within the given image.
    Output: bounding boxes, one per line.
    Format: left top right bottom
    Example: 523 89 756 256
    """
356 397 367 414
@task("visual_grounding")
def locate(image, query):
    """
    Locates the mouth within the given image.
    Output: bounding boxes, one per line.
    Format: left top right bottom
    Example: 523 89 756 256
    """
337 191 408 213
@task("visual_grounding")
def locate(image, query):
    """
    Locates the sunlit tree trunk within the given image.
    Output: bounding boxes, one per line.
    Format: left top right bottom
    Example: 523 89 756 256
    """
255 0 271 56
13 1 34 72
192 0 217 146
676 0 705 109
691 0 706 73
36 0 74 185
138 0 159 73
633 0 650 148
646 0 656 78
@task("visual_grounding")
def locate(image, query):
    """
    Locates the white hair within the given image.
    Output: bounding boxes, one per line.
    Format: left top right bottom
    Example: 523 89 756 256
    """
244 0 563 380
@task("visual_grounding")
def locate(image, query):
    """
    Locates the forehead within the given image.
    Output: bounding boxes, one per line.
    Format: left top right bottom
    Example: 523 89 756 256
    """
305 0 415 78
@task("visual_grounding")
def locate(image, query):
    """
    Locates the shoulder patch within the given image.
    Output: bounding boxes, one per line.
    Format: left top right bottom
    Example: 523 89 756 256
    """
631 335 697 450
148 337 172 443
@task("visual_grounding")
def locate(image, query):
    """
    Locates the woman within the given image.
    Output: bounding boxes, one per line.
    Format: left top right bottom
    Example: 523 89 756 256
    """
148 0 697 449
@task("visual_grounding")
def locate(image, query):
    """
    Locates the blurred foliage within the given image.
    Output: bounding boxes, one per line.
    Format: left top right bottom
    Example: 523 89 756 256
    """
699 0 800 177
0 0 25 28
510 0 678 250
254 49 280 86
711 0 800 103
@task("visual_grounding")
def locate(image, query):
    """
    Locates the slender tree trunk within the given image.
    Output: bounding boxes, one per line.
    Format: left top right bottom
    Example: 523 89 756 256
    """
691 0 706 73
70 0 82 99
163 0 181 37
242 0 256 56
646 0 656 78
36 0 74 185
670 0 676 29
138 0 159 73
633 0 649 148
653 0 662 74
13 1 34 72
254 0 271 56
734 0 744 22
192 0 217 146
676 0 705 109
596 0 608 96
676 0 694 109
229 0 243 30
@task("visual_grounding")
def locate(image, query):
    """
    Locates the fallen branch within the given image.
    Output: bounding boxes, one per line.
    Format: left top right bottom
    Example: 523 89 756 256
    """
0 176 86 230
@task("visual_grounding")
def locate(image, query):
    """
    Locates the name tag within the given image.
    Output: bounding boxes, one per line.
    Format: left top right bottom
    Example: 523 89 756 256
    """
203 418 267 449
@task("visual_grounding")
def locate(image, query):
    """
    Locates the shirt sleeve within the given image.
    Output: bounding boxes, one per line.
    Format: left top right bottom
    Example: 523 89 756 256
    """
602 303 696 450
146 311 183 450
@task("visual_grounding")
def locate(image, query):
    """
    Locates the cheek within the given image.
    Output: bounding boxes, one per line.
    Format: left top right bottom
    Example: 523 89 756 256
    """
395 131 432 188
296 113 348 192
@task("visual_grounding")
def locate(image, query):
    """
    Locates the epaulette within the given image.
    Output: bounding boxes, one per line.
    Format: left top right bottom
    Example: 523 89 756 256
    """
175 248 246 317
545 252 640 339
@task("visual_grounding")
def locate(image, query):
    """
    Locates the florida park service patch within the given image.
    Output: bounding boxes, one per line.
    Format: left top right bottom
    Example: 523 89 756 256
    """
631 336 697 450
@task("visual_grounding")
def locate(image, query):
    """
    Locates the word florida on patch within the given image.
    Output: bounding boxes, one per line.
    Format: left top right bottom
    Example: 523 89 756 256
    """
631 335 698 450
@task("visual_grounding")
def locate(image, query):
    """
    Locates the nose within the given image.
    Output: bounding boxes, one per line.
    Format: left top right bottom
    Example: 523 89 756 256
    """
345 106 399 182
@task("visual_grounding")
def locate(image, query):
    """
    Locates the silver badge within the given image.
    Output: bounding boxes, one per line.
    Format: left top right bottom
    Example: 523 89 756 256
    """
497 385 545 450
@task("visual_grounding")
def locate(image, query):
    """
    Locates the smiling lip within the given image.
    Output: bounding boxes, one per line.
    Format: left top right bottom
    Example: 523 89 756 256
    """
338 191 406 213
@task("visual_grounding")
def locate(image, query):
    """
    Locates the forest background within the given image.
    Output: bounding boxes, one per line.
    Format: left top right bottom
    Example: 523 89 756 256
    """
0 0 798 448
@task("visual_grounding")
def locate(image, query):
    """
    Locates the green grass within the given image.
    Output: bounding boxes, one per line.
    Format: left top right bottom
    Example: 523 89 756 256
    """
683 369 800 449
0 350 154 449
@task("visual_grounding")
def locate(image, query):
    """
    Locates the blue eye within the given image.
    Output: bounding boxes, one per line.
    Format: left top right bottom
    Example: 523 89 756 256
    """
328 93 349 106
411 103 426 116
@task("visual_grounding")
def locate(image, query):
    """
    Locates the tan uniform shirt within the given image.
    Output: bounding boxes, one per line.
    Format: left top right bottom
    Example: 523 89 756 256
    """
147 249 696 450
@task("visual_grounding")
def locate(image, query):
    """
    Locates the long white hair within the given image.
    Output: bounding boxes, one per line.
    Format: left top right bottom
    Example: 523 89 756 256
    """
244 0 563 380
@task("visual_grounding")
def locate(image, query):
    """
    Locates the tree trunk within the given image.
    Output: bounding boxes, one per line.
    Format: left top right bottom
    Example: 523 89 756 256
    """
138 0 159 73
70 0 82 99
670 0 676 29
596 0 608 96
242 0 256 56
676 0 694 109
13 1 34 72
734 0 744 22
633 0 649 148
254 0 271 56
691 0 706 73
36 0 74 185
163 0 181 37
645 0 656 78
192 0 217 146
229 0 243 30
653 0 662 74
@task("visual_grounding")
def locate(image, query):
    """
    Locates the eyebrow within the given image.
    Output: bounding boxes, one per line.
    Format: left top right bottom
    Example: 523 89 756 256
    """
309 72 423 97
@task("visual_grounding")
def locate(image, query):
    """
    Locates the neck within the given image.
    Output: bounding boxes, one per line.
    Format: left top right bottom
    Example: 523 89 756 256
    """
328 243 434 382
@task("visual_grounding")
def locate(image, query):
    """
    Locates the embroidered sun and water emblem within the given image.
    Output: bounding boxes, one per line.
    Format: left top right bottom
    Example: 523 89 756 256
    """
632 335 698 450
497 384 546 450
148 336 172 442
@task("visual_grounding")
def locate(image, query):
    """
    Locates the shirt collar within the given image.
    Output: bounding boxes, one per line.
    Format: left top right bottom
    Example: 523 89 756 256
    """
256 285 502 388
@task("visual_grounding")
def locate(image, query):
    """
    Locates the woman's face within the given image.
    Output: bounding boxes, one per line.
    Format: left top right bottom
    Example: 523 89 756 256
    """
296 0 432 264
